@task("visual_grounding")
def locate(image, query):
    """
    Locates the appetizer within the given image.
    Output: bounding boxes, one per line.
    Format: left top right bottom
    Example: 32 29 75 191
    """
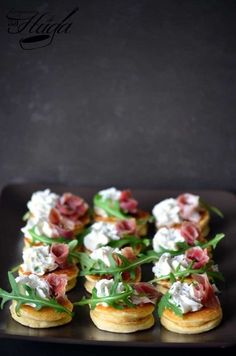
75 278 160 333
93 187 150 236
82 246 141 293
152 228 224 294
0 272 73 328
152 193 223 236
158 274 222 334
152 222 205 253
18 244 79 291
22 189 90 247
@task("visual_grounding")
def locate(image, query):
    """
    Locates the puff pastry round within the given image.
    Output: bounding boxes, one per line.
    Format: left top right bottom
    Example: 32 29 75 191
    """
160 305 222 334
10 299 73 328
90 303 155 333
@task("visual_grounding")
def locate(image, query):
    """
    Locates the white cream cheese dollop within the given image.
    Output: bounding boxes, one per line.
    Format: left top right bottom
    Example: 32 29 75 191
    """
169 281 203 314
152 253 188 278
83 222 120 251
22 246 58 276
21 189 59 240
21 218 54 240
152 227 185 253
90 246 121 267
27 189 59 221
98 187 121 201
152 198 181 227
95 279 125 306
16 274 51 300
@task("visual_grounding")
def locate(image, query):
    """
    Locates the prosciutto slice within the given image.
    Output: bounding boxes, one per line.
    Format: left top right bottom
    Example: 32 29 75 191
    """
50 243 69 268
49 208 74 238
116 219 137 236
132 282 160 305
177 193 201 222
186 246 209 269
193 274 220 308
119 190 138 214
56 193 88 221
45 273 67 300
180 222 200 245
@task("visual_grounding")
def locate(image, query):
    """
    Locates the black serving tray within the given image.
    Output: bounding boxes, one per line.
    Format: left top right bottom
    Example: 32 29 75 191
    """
0 184 235 348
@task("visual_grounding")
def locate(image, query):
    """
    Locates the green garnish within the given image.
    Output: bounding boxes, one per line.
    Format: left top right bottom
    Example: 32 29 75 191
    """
94 194 128 219
73 250 159 277
29 227 73 245
199 233 225 250
158 291 183 318
74 277 135 310
0 272 72 316
153 262 224 283
200 199 224 218
108 236 150 250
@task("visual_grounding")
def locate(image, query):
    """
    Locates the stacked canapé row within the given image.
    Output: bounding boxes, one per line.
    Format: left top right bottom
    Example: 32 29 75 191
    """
0 188 224 334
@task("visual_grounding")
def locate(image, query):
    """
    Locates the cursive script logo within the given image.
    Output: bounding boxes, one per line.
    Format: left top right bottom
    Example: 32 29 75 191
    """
7 7 78 50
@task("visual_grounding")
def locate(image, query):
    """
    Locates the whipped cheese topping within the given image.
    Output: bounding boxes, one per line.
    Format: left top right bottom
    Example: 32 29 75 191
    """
152 227 185 253
98 187 121 201
21 218 54 240
22 246 57 275
152 198 181 227
83 222 120 251
90 246 121 267
27 189 59 221
95 279 125 306
16 274 50 299
152 253 188 278
169 281 203 314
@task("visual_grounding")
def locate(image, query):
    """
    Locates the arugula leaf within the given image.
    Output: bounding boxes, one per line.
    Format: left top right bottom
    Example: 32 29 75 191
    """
108 236 150 250
94 194 128 219
0 272 72 316
200 233 225 250
29 227 73 245
74 278 135 310
200 199 224 218
77 250 159 277
154 261 224 283
158 291 183 318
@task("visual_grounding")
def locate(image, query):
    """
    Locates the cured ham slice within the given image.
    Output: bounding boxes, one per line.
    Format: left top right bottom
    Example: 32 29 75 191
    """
56 193 88 220
49 208 74 238
132 282 160 305
119 190 138 214
193 274 220 308
50 243 69 268
45 273 67 300
116 219 137 236
180 222 200 245
186 246 209 269
177 193 201 222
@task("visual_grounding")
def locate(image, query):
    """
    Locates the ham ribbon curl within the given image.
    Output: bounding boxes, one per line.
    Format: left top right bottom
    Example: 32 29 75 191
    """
56 193 88 221
177 193 201 223
119 190 138 214
116 219 137 236
193 274 220 308
45 273 67 300
132 282 160 305
50 243 69 268
186 246 209 269
49 208 74 238
180 222 200 245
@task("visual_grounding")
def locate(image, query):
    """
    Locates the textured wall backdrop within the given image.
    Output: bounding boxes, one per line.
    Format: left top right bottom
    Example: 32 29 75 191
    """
0 0 235 192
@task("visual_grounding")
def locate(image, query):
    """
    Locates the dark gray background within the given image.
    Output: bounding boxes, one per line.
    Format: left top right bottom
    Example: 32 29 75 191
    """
0 0 235 192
